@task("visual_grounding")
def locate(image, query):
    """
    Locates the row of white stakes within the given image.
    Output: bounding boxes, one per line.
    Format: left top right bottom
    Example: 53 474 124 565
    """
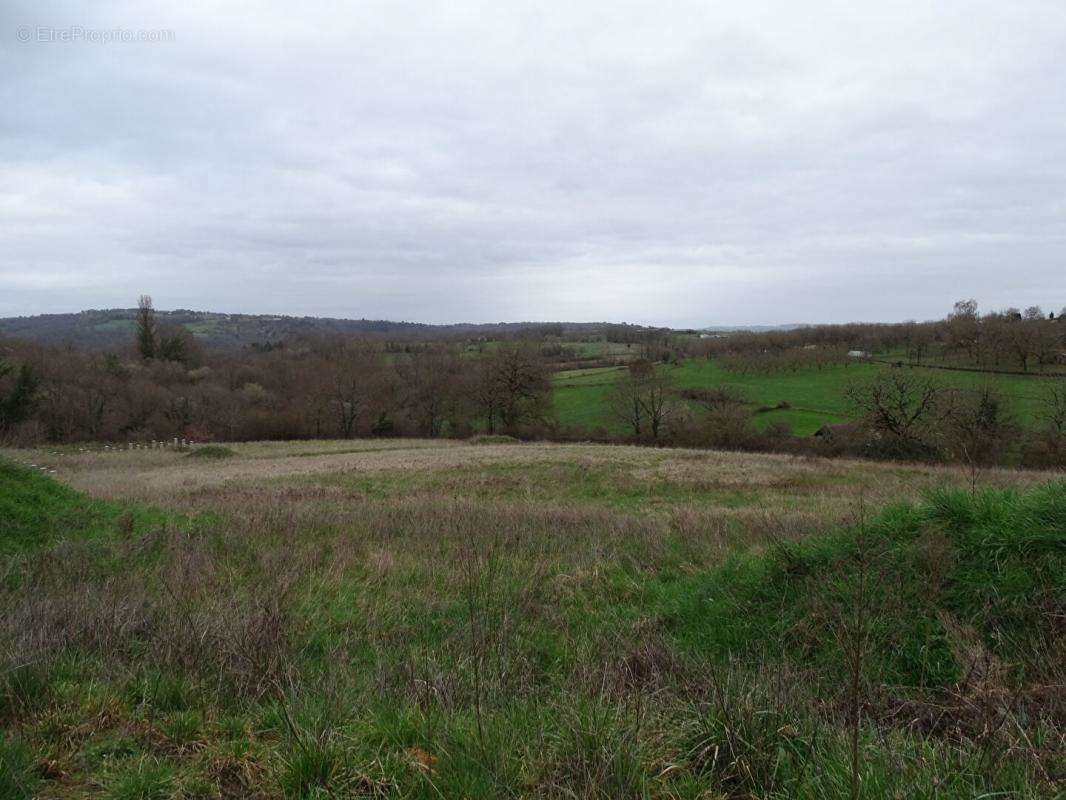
35 440 198 454
17 439 199 475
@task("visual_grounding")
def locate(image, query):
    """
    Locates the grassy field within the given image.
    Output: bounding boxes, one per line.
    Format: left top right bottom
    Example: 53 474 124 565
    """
552 358 1062 436
2 439 1063 798
878 347 1066 377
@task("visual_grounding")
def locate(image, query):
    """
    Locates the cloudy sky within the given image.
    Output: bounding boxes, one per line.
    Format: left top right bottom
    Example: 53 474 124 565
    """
2 1 1064 327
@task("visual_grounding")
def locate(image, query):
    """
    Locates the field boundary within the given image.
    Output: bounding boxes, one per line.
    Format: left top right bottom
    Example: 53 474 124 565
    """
871 357 1065 379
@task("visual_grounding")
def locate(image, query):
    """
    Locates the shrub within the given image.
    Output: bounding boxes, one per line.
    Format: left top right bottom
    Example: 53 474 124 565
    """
764 420 793 439
677 385 750 408
701 403 759 450
1019 430 1066 469
667 482 1066 688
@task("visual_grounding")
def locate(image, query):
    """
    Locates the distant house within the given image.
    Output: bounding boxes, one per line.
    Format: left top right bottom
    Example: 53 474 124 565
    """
847 350 870 358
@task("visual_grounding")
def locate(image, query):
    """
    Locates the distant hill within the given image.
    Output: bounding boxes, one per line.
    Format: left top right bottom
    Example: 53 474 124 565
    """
0 309 634 351
700 324 809 333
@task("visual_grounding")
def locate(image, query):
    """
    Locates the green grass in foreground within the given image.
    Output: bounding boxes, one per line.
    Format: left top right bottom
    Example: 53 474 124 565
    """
665 482 1066 688
1 458 1062 798
0 460 152 554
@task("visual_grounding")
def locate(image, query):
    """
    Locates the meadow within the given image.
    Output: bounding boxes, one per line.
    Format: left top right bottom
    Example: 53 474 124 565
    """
552 358 1060 436
1 439 1063 798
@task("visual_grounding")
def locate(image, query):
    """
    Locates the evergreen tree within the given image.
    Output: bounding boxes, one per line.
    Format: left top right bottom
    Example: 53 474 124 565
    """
136 295 157 360
0 361 39 430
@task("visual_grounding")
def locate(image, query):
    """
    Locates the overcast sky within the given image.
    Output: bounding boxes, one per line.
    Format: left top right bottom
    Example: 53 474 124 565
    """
2 1 1064 327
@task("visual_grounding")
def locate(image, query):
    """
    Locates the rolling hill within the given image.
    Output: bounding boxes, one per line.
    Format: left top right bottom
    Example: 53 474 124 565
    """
0 309 630 351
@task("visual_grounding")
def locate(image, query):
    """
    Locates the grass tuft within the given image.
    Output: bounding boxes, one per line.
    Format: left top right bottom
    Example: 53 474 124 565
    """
278 741 341 799
106 758 174 800
0 736 39 800
185 444 236 459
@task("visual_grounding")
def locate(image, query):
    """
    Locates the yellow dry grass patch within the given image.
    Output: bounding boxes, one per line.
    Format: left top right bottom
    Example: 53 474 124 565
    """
4 439 1055 519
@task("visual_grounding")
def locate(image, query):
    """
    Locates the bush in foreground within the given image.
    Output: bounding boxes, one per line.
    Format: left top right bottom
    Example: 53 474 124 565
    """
670 482 1064 686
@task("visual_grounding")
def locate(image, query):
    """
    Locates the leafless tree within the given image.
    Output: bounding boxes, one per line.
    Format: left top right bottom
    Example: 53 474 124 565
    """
474 344 550 433
942 386 1016 489
608 365 647 438
901 321 934 365
400 346 464 437
946 299 981 363
322 342 379 438
1037 381 1066 437
608 359 675 441
846 369 944 457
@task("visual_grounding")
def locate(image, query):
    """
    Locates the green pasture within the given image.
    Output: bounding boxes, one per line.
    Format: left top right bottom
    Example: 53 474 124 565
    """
552 358 1060 436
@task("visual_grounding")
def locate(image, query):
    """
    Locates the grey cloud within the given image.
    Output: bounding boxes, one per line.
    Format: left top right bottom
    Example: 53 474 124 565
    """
1 0 1064 326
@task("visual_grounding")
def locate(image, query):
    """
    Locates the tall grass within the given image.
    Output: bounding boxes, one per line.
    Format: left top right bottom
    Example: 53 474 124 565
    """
0 456 1062 797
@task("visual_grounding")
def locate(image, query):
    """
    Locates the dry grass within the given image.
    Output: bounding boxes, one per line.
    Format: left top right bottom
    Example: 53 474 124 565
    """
4 438 1054 513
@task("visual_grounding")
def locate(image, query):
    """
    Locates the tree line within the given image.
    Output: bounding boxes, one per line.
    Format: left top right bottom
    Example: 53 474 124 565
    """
0 297 553 445
701 299 1066 374
2 296 1063 469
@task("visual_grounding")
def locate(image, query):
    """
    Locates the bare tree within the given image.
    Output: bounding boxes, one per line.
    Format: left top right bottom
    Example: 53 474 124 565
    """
320 342 380 438
946 299 981 363
608 359 675 441
846 369 944 458
608 365 646 438
1002 316 1039 373
901 321 934 365
942 385 1016 489
400 346 464 437
475 344 550 434
1037 381 1066 437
